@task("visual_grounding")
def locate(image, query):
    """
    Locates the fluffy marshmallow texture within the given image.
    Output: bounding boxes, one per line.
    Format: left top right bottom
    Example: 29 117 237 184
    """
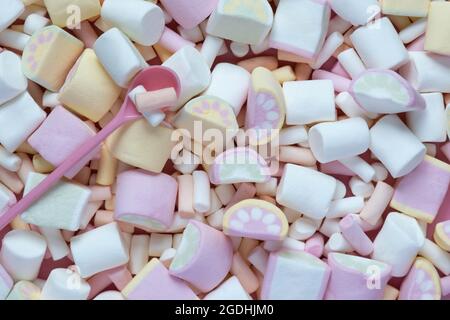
161 0 219 29
0 0 24 32
41 268 91 300
204 276 252 300
0 50 27 105
329 0 380 26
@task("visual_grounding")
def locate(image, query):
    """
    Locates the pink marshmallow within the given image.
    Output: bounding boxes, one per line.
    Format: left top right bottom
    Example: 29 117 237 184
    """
320 160 355 176
158 27 195 53
312 69 351 92
339 214 373 256
305 233 325 258
160 0 219 29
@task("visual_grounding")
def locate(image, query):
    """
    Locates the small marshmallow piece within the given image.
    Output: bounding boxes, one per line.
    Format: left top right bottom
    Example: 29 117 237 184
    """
0 0 24 33
284 80 336 125
381 0 430 18
94 28 147 88
122 258 197 300
192 170 211 214
369 115 426 178
70 222 129 278
277 164 337 219
324 232 354 254
0 264 13 299
339 214 373 256
230 42 249 58
289 217 320 241
0 145 21 172
43 0 100 28
424 2 450 56
390 156 450 224
0 230 46 281
372 212 425 277
399 18 427 44
350 17 409 70
39 227 70 261
329 0 380 26
399 257 441 300
21 25 84 92
359 182 394 226
204 63 250 115
278 125 308 146
349 177 374 198
23 13 50 35
115 169 177 230
161 0 218 29
136 87 177 114
200 35 225 69
207 0 273 45
327 197 364 219
309 117 369 163
0 50 27 105
339 156 375 183
101 0 164 46
326 253 391 300
335 91 377 119
21 172 91 231
204 276 252 300
163 46 211 110
149 233 172 258
129 235 149 275
41 268 90 300
169 221 233 292
406 93 447 143
6 280 40 300
337 48 366 79
261 250 330 300
434 220 450 252
310 32 344 70
419 239 450 276
270 0 330 59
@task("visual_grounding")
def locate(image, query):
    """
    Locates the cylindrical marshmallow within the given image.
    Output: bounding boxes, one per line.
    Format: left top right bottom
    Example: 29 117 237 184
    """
200 35 224 69
335 92 376 120
0 0 24 33
330 0 380 26
129 235 149 275
337 48 366 79
204 275 252 300
192 170 211 214
288 217 320 241
349 177 374 198
38 227 69 261
339 214 373 256
160 0 219 29
41 268 90 300
359 181 394 226
419 239 450 276
0 145 21 172
324 232 354 254
23 13 50 35
327 197 365 219
311 32 344 70
339 156 375 183
399 17 427 44
148 233 172 257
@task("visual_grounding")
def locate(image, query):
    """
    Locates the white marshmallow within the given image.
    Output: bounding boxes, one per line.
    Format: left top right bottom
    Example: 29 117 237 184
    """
333 180 347 200
21 172 91 231
192 170 211 214
0 29 30 51
0 145 21 172
177 25 204 44
129 235 149 275
0 0 24 32
327 196 365 219
23 13 50 35
399 51 450 93
94 28 147 88
0 230 46 281
42 90 60 108
372 212 425 277
163 46 211 110
406 93 447 143
288 217 320 241
329 0 380 26
0 50 27 105
339 156 376 183
38 227 70 261
337 48 366 79
399 17 427 44
206 0 273 45
94 290 125 300
247 246 269 274
0 92 46 153
270 0 330 59
349 176 374 198
276 164 337 219
204 276 252 300
319 218 341 238
0 183 15 214
324 232 354 254
278 125 308 146
200 35 224 69
284 80 336 125
371 162 389 182
369 115 426 178
128 85 165 127
250 36 271 55
41 268 90 300
350 17 409 70
335 91 378 119
419 239 450 276
70 222 129 278
101 0 164 46
203 63 250 115
229 42 249 58
310 32 344 70
309 117 370 163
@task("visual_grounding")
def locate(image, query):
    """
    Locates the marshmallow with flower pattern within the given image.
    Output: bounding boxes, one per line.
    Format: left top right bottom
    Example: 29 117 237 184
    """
399 257 441 300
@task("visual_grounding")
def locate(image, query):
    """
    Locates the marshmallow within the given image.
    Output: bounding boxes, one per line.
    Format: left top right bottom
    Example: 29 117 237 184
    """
0 0 24 32
324 232 354 254
122 258 197 300
0 50 27 105
270 0 330 59
59 49 121 122
169 221 233 292
41 268 90 300
372 212 425 277
284 80 335 125
276 164 337 219
206 0 273 45
21 172 91 231
203 63 250 115
309 117 369 163
161 0 218 29
359 181 394 226
335 91 377 119
406 93 447 143
399 257 441 300
23 14 50 35
419 239 450 276
200 35 225 69
229 42 249 58
43 0 100 28
163 46 211 110
349 177 374 198
192 170 210 214
399 51 450 93
21 25 84 91
350 69 425 114
325 253 391 300
210 147 270 185
339 156 375 183
204 276 252 300
94 291 124 300
135 88 177 114
6 280 40 300
0 230 46 281
94 28 147 88
0 29 30 51
381 0 430 17
310 32 343 70
434 220 450 252
261 250 330 300
223 199 288 241
278 125 308 146
369 115 426 178
0 92 46 153
327 197 364 219
0 264 13 299
424 2 450 56
329 0 380 26
115 169 177 230
399 18 427 44
70 222 129 278
337 48 365 79
246 67 286 145
101 0 164 46
106 119 175 173
350 17 409 70
390 156 450 224
289 217 321 241
339 214 373 256
39 227 69 261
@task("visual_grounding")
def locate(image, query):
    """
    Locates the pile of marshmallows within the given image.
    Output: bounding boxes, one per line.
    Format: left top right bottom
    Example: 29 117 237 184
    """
0 0 450 301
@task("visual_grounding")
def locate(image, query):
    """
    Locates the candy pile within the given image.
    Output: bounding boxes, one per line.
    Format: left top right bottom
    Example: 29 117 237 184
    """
0 0 449 301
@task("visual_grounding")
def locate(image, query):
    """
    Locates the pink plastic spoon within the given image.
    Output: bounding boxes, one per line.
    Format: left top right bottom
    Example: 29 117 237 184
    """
0 66 181 230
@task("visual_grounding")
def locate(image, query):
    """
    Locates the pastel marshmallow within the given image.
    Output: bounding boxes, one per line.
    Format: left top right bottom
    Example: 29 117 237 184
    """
424 2 450 56
0 0 24 33
270 0 330 59
329 0 380 26
160 0 219 29
399 257 441 300
43 0 101 28
204 276 252 300
0 264 13 300
41 268 91 300
434 220 450 252
6 280 41 300
115 169 177 230
21 172 91 231
21 25 84 91
0 50 27 105
381 0 430 17
390 156 450 224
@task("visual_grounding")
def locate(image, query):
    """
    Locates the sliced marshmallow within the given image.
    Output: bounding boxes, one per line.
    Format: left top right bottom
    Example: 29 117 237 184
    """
399 257 441 300
41 268 90 300
0 50 27 105
434 220 450 252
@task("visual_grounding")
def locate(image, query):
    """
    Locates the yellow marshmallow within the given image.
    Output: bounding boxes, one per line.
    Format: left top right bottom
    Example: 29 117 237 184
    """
106 119 175 173
424 2 450 56
381 0 430 17
22 25 84 92
59 49 121 122
43 0 101 28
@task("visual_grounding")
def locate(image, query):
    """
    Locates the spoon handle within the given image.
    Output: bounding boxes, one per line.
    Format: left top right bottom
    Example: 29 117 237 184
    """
0 115 130 230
